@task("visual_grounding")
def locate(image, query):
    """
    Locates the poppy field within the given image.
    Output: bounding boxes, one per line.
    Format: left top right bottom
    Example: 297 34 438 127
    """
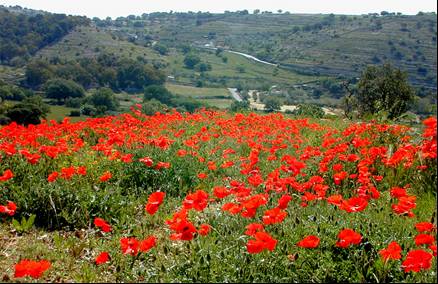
0 106 436 282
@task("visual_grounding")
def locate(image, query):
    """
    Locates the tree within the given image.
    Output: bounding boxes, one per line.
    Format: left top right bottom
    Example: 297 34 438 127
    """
25 60 54 88
183 53 201 69
144 85 174 105
264 97 282 112
292 104 324 118
355 63 415 119
44 78 85 103
87 88 119 112
5 95 49 125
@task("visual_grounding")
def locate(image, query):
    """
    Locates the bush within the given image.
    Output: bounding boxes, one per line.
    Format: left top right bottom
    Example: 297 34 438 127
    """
69 110 81 117
292 104 325 118
44 78 85 103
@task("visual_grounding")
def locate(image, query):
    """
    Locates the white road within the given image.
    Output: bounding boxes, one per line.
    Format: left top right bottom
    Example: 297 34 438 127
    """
227 88 243 102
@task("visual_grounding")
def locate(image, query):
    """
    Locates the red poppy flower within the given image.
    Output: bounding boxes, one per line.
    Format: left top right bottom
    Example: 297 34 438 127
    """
336 229 362 248
99 171 112 182
379 241 402 261
415 234 436 246
139 157 153 167
14 259 51 279
246 231 277 254
120 237 139 256
140 236 156 252
277 194 292 209
327 194 343 207
262 208 287 225
155 161 171 170
402 249 433 272
95 252 110 265
430 244 437 256
145 191 166 215
94 217 112 233
297 235 320 248
0 201 17 216
340 197 368 213
415 222 436 233
76 166 87 176
183 190 209 211
169 219 197 241
213 186 231 199
0 169 13 182
245 223 265 236
61 166 76 180
197 172 207 179
390 187 408 198
47 172 59 182
121 154 134 163
198 224 211 236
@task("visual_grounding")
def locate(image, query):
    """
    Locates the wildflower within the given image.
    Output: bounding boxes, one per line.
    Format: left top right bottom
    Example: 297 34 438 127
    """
246 231 277 254
415 222 435 233
297 235 320 248
0 169 13 182
183 190 209 211
198 224 211 236
95 252 110 265
139 236 156 252
415 234 436 246
155 161 170 170
120 237 139 256
47 172 59 182
336 229 362 248
213 186 231 199
340 197 368 213
277 194 292 209
379 241 402 261
262 208 287 225
0 201 17 216
94 217 112 233
145 191 166 215
402 249 433 273
139 157 153 167
99 171 112 182
14 259 51 279
245 223 265 236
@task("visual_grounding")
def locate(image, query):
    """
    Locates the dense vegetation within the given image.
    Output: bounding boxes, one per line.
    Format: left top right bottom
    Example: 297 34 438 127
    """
101 11 437 90
0 109 436 282
0 6 89 64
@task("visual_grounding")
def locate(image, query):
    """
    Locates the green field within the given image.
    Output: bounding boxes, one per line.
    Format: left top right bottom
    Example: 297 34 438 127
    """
165 83 232 108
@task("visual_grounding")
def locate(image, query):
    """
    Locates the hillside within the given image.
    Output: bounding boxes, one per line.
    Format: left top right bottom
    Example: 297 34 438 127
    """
103 12 437 90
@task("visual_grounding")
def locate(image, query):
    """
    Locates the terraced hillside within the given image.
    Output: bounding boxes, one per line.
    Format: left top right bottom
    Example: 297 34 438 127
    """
104 12 437 90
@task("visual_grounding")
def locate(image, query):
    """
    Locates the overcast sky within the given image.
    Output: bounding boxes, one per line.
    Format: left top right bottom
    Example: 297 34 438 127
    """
1 0 436 18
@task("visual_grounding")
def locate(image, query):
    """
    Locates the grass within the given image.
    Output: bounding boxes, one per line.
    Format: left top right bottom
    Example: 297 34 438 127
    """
45 105 86 123
165 83 232 109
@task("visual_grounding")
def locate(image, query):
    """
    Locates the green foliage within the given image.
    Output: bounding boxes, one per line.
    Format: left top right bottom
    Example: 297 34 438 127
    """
293 104 325 118
153 43 169 55
44 78 85 102
117 59 165 91
5 95 50 125
264 96 282 112
144 85 174 105
12 214 36 234
25 60 54 88
230 100 250 112
0 7 89 63
86 87 119 113
356 63 415 119
183 53 201 69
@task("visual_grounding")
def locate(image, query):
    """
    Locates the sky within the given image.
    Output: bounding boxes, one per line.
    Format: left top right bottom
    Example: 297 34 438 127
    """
0 0 436 19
